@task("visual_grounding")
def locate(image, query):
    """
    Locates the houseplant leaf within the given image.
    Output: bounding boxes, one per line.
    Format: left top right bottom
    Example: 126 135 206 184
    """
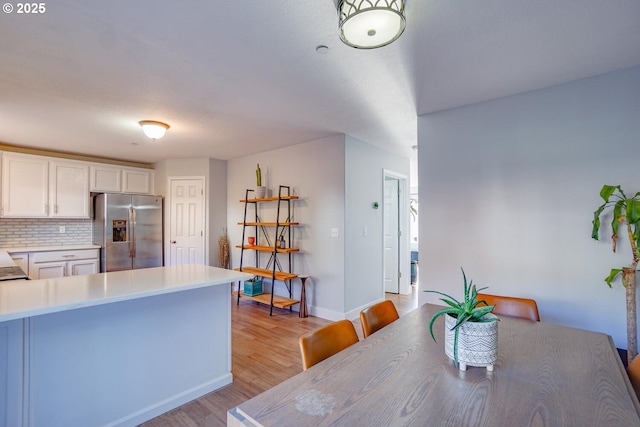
427 306 460 342
592 203 606 240
627 199 640 224
600 184 619 202
605 268 622 288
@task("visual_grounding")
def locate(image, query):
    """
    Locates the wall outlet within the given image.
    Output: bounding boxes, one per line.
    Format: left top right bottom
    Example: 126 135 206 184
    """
331 228 339 238
59 226 65 234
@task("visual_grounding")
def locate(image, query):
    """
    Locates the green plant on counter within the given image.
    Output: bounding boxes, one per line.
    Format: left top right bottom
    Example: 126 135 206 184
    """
592 184 640 363
424 268 496 365
256 163 262 187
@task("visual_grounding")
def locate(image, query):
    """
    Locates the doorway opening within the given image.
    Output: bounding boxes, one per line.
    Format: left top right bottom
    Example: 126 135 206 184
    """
383 170 410 295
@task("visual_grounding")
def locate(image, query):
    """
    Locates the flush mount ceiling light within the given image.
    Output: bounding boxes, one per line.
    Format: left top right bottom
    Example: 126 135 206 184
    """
338 0 406 49
138 120 170 141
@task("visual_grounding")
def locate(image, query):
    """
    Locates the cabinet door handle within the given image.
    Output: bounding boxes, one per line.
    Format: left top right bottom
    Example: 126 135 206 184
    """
62 255 76 258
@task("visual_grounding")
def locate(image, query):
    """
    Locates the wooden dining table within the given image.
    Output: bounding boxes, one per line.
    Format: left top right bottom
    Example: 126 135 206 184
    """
228 303 640 426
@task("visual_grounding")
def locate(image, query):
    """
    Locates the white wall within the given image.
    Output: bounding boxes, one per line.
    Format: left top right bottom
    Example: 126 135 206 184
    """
344 136 411 314
418 65 640 349
227 135 346 319
154 158 227 266
208 158 228 267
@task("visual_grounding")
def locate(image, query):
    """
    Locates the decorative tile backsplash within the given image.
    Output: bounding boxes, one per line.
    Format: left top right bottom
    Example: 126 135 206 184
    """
0 218 92 247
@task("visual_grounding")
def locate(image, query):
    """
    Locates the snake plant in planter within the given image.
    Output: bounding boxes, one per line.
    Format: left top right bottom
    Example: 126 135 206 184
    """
425 269 498 371
592 185 640 364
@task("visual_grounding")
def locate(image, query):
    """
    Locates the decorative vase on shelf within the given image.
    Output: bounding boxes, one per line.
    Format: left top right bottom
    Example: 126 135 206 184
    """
255 186 266 199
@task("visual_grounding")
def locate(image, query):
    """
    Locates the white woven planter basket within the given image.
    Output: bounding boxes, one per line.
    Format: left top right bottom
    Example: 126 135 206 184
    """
445 313 498 371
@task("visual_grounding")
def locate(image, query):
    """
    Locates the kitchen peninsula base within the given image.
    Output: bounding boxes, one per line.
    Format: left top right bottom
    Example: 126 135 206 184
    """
0 265 252 427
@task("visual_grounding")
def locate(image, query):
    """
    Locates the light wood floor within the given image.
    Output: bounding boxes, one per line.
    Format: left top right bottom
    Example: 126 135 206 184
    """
140 286 418 427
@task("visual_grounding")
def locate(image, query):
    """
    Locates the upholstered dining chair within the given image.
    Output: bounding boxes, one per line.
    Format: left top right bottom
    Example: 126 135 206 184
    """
360 300 400 338
299 319 359 370
628 355 640 399
477 293 540 322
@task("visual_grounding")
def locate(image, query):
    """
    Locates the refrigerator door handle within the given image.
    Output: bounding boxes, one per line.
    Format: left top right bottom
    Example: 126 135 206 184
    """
129 207 136 258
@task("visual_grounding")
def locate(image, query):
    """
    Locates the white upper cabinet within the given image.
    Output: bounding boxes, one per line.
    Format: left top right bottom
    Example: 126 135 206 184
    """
90 164 122 192
1 153 49 217
123 167 154 194
90 164 154 194
49 160 90 218
0 152 155 218
1 153 89 218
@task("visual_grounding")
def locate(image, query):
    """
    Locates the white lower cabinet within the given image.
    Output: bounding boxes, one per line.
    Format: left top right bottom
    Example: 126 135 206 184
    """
28 249 99 280
68 259 99 276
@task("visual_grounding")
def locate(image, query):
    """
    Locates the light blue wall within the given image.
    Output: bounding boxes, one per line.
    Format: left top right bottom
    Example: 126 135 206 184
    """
345 135 410 314
227 134 411 319
418 65 640 348
227 135 347 319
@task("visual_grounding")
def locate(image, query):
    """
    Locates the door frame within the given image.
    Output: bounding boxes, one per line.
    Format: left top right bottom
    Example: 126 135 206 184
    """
382 169 411 296
166 176 207 266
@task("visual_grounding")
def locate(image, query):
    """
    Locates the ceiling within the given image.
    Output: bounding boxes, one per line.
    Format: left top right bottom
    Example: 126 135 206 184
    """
1 1 639 164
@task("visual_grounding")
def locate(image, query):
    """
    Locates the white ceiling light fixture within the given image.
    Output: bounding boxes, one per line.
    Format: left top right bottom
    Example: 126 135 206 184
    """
138 120 170 141
338 0 406 49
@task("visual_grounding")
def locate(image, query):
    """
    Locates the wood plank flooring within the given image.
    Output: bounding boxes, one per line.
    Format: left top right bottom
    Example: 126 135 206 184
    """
140 286 418 427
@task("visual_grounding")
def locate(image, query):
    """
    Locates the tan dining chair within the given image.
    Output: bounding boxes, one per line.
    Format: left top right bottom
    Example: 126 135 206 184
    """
628 355 640 399
360 300 400 338
477 293 540 322
299 319 359 370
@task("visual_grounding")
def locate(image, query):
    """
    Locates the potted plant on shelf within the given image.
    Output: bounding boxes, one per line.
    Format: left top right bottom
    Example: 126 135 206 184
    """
255 163 266 199
425 268 499 371
592 184 640 364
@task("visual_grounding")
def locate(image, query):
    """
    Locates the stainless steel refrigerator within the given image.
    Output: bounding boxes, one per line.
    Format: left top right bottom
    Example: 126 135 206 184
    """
93 193 164 272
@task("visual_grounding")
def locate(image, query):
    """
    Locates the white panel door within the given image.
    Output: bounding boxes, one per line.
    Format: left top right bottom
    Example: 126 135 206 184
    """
169 178 205 265
384 177 400 293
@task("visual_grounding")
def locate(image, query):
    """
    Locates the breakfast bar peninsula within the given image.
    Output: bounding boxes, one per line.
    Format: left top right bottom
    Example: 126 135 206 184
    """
0 264 251 427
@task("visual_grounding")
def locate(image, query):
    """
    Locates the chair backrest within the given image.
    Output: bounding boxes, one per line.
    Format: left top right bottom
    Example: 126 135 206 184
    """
477 293 540 322
360 300 400 338
628 355 640 400
299 319 359 370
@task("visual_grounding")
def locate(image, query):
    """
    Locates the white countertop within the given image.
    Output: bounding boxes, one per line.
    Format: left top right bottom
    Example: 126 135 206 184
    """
0 265 252 322
0 244 101 253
